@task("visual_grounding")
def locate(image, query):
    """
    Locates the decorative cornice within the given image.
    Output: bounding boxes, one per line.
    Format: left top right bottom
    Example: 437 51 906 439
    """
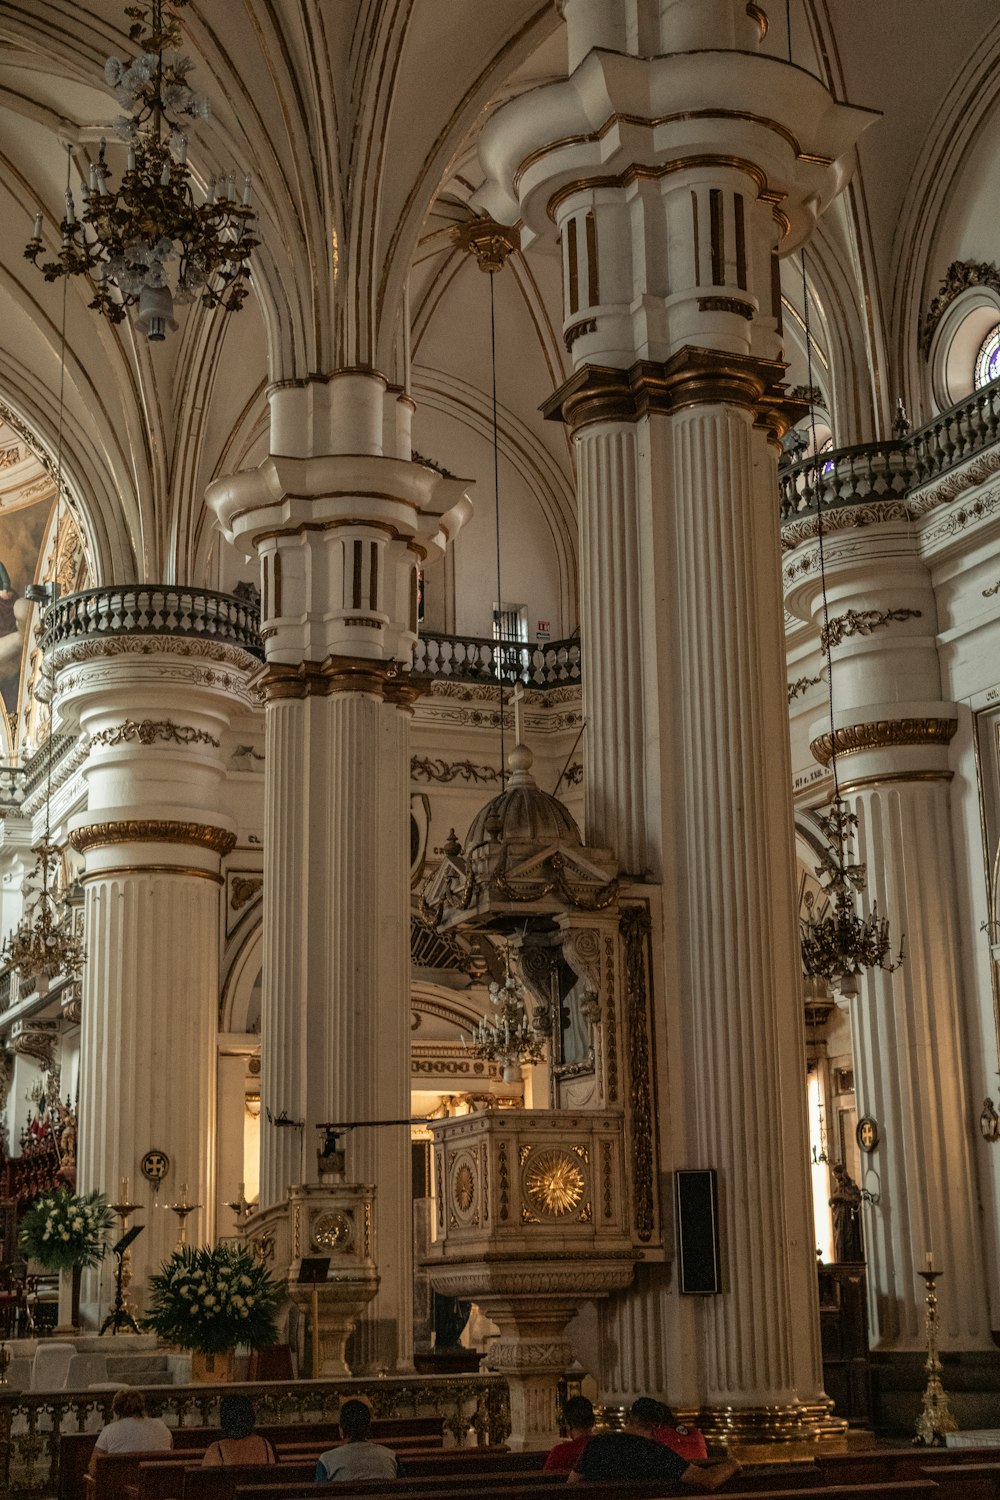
542 348 808 439
836 769 954 795
781 500 911 553
69 820 237 856
919 259 1000 357
820 607 922 651
810 718 958 767
49 634 260 675
89 718 220 750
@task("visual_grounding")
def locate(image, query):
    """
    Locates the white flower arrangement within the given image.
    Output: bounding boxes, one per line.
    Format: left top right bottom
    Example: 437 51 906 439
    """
19 1189 114 1271
143 1244 280 1354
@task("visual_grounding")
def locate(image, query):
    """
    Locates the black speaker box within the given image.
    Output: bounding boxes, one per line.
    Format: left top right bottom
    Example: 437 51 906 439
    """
674 1168 721 1294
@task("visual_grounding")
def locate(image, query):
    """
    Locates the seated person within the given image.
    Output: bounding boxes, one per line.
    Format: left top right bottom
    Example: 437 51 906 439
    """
543 1395 595 1471
88 1390 172 1474
203 1395 276 1465
315 1399 398 1484
568 1396 741 1492
653 1404 709 1461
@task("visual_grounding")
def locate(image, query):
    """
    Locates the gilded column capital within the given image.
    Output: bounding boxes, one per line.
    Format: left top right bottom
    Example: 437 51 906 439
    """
260 655 432 704
68 819 237 857
542 348 808 437
809 717 958 768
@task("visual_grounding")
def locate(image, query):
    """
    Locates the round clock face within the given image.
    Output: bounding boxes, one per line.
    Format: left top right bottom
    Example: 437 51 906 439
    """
856 1117 879 1153
140 1149 170 1184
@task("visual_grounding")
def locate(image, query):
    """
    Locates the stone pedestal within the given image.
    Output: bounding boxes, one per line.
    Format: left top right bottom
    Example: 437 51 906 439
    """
425 1110 636 1448
209 372 471 1371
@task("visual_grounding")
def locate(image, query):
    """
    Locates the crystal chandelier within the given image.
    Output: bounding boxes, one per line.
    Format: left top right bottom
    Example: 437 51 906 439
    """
800 797 904 995
467 953 548 1083
1 840 86 981
24 0 257 342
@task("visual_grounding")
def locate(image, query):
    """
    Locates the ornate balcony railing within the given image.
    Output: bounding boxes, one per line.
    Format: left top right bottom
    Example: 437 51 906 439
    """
0 1373 510 1500
38 586 264 658
779 377 1000 526
412 631 581 688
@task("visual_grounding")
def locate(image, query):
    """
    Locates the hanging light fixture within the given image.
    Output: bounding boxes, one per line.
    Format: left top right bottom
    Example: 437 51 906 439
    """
796 251 904 997
24 0 256 342
467 949 548 1083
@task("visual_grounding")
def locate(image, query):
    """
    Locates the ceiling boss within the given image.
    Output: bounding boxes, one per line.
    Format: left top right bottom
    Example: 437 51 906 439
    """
24 0 257 342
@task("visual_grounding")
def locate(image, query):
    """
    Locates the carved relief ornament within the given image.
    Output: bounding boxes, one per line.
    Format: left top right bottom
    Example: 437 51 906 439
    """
810 717 958 767
69 820 237 856
820 607 922 651
90 718 220 749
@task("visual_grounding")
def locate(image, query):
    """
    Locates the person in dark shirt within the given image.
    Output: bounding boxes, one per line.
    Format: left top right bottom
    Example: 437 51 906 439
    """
543 1395 595 1471
568 1397 742 1491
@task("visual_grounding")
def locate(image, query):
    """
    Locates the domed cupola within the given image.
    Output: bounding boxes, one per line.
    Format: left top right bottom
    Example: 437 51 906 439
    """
421 735 616 933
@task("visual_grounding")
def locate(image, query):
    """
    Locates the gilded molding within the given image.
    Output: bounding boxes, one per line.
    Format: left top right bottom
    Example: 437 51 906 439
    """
89 718 220 750
230 875 263 910
745 1 768 35
836 769 954 796
820 606 922 651
69 820 237 856
452 217 520 272
810 718 958 767
542 348 807 439
260 655 431 703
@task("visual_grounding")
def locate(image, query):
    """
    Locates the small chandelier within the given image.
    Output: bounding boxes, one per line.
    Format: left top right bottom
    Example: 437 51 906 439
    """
467 953 548 1083
1 840 86 981
800 797 904 996
24 0 257 342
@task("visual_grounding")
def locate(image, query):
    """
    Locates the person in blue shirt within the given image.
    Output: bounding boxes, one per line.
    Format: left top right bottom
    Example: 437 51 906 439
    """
315 1400 398 1484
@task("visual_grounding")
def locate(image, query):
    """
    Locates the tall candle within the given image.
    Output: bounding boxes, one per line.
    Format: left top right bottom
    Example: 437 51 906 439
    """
120 1176 129 1200
925 1251 934 1271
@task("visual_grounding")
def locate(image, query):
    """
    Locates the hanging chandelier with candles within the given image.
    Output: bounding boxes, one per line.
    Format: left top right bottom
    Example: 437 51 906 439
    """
24 0 257 342
1 839 85 981
801 797 904 995
467 953 548 1084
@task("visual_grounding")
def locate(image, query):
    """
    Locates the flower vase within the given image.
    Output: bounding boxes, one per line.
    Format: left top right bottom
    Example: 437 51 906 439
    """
191 1348 236 1384
54 1264 81 1335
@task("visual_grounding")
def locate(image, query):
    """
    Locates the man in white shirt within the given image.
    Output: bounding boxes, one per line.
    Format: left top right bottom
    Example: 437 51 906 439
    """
88 1390 173 1474
315 1400 398 1484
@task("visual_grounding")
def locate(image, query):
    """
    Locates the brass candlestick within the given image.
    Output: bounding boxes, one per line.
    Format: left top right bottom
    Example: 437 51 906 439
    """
914 1261 958 1446
225 1181 251 1232
109 1181 142 1312
0 1340 10 1385
168 1184 200 1247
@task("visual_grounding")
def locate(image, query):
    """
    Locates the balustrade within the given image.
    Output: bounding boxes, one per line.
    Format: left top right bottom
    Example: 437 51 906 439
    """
38 586 264 658
0 1374 510 1500
411 631 581 688
779 376 1000 525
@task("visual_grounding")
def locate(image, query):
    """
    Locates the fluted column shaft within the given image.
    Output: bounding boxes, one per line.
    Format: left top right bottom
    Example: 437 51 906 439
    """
576 425 648 875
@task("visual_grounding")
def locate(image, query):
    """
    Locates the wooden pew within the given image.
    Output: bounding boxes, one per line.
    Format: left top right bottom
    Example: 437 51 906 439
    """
819 1447 1000 1487
919 1463 1000 1500
230 1475 942 1500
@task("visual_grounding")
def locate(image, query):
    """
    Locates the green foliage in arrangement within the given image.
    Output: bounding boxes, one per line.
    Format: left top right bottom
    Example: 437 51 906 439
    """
19 1189 114 1270
142 1243 281 1354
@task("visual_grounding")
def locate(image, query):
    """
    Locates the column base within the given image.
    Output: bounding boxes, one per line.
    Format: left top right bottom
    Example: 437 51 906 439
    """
697 1399 847 1460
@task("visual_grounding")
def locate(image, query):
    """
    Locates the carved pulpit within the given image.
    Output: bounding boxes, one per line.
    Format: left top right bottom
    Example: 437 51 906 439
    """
424 1109 637 1448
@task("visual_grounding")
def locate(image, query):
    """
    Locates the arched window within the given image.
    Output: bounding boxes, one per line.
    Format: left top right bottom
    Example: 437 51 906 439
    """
975 323 1000 389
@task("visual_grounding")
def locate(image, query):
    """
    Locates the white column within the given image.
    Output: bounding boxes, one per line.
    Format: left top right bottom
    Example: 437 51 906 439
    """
788 519 992 1351
209 374 470 1372
48 636 255 1312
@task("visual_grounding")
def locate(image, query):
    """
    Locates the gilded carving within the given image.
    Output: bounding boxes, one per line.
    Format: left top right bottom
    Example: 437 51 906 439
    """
788 673 824 703
230 875 263 910
821 607 922 651
620 905 656 1242
919 260 1000 356
810 717 958 767
90 718 220 749
312 1211 353 1252
453 1158 477 1216
11 1019 58 1070
410 756 499 786
601 1141 613 1220
498 1141 510 1221
69 820 237 856
0 444 20 469
780 500 911 551
604 936 619 1104
523 1149 586 1217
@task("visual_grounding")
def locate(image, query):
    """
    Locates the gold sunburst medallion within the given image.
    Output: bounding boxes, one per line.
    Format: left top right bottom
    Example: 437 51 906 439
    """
523 1149 586 1217
453 1160 476 1214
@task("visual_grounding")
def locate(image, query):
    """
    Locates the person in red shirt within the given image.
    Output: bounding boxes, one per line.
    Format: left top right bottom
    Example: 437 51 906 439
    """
543 1395 595 1472
652 1402 709 1461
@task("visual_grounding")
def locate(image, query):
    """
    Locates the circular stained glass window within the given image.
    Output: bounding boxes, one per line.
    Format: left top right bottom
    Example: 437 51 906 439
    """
975 324 1000 389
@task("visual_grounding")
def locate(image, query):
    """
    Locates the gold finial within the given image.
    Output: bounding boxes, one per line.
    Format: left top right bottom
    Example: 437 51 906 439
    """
453 216 520 273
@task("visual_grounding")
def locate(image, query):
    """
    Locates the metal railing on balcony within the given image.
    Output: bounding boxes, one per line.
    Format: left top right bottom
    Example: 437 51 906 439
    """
779 376 1000 525
411 631 581 688
38 585 264 658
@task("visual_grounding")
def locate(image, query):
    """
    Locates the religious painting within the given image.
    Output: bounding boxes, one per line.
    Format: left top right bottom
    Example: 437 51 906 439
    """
0 492 53 716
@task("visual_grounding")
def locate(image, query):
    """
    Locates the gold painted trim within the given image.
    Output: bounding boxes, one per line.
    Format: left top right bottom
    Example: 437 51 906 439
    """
546 155 772 225
261 655 432 704
250 517 406 547
514 109 826 200
810 718 958 767
836 769 954 795
70 820 237 856
543 348 807 439
80 863 225 885
746 2 768 36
